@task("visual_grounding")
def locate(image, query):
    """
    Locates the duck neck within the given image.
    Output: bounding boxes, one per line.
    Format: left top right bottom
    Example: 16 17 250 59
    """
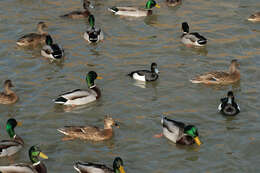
38 27 47 35
104 124 112 130
114 169 120 173
229 64 238 74
6 124 15 138
4 85 13 95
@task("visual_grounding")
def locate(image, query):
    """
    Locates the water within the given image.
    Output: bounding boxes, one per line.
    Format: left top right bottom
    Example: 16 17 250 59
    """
0 0 260 172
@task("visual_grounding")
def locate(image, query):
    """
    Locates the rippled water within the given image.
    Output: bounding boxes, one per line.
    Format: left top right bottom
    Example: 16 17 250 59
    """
0 0 260 172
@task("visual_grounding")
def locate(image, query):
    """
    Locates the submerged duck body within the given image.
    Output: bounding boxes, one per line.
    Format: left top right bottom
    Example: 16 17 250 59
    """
54 71 102 106
128 63 159 82
41 35 64 61
161 116 201 146
58 116 118 141
190 59 240 85
84 15 104 43
74 157 126 173
0 80 18 104
16 22 48 47
181 22 207 47
248 12 260 22
218 91 240 116
108 0 160 17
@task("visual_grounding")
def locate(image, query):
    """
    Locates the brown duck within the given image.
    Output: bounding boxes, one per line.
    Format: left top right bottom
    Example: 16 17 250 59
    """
0 80 18 104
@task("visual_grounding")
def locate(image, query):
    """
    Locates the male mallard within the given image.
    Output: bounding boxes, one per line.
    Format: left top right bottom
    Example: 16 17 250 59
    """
108 0 160 17
83 15 104 43
0 145 48 173
190 59 240 85
218 91 240 116
0 80 18 104
248 12 260 22
41 35 64 62
0 118 24 157
16 22 48 47
181 22 207 47
57 116 119 141
166 0 181 7
128 63 159 82
158 116 201 146
60 0 94 19
74 157 126 173
54 71 102 106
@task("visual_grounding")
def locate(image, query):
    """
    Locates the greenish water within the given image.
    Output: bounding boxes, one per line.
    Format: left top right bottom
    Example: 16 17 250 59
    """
0 0 260 172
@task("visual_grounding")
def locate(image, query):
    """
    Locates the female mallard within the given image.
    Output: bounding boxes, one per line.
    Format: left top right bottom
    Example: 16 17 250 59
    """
0 118 24 157
155 116 201 146
41 35 64 62
190 59 240 84
0 80 18 104
57 116 119 141
60 0 94 19
0 145 48 173
54 71 102 106
108 0 160 17
166 0 181 7
128 63 159 82
84 15 104 43
16 22 48 47
218 91 240 116
248 12 260 22
74 157 126 173
181 22 207 47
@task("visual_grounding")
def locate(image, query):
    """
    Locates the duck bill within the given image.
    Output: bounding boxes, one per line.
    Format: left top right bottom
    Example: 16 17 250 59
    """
17 121 22 126
39 152 48 159
194 136 201 146
155 68 159 74
96 76 103 79
155 4 160 8
119 165 126 173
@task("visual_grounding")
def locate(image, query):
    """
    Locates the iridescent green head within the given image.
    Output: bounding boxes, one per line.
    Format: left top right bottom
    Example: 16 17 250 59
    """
29 145 48 164
85 71 102 88
113 157 126 173
184 125 201 146
89 15 95 28
6 118 22 138
45 35 53 46
145 0 160 9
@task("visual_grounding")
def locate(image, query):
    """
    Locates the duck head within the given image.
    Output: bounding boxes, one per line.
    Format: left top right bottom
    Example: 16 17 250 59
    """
104 116 119 129
145 0 160 9
151 63 159 74
86 71 102 88
6 118 22 138
182 22 189 34
83 0 94 9
113 157 126 173
45 35 53 46
184 125 201 146
29 145 48 164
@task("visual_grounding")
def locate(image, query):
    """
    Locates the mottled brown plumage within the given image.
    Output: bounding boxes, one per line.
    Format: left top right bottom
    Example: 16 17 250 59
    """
248 12 260 22
0 80 18 104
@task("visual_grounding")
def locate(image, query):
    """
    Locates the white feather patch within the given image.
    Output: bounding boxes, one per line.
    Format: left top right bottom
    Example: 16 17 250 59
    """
133 73 146 81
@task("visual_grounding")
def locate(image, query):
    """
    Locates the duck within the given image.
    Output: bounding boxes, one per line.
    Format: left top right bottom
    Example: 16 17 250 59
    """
83 15 104 43
0 118 24 157
54 71 102 106
108 0 160 17
60 0 94 19
41 35 64 62
16 22 48 47
248 12 260 22
218 91 240 116
0 80 18 104
0 145 48 173
57 116 119 141
166 0 181 7
158 116 201 146
128 63 159 82
190 59 240 85
181 22 207 47
74 157 126 173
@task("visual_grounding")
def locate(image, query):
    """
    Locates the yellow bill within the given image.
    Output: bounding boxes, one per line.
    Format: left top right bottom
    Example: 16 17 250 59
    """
194 136 201 146
39 152 48 159
155 4 160 8
119 165 126 173
17 122 22 126
96 76 103 79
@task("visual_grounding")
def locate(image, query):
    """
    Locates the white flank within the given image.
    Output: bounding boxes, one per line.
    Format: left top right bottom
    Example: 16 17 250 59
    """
133 73 146 81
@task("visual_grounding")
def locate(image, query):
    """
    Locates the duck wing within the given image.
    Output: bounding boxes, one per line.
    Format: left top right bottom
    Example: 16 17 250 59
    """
74 161 113 173
0 163 36 173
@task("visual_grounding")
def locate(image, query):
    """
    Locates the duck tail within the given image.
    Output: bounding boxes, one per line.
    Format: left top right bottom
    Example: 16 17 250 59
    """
108 7 119 13
54 97 67 104
190 79 203 83
57 128 69 135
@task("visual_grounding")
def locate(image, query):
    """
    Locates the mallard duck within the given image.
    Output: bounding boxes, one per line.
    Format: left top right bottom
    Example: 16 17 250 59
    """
0 80 18 104
166 0 181 7
16 22 48 47
190 59 240 84
54 71 102 106
181 22 207 47
83 15 104 43
0 118 24 157
108 0 160 17
0 145 48 173
218 91 240 116
160 116 201 146
57 116 119 141
41 35 64 62
60 0 94 19
74 157 126 173
248 12 260 22
128 63 159 82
